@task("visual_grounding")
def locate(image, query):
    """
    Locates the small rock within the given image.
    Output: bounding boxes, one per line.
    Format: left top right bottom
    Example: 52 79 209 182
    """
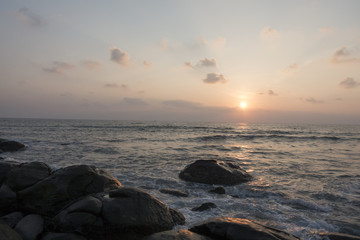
0 211 24 228
160 188 189 197
191 202 217 212
144 229 212 240
0 139 25 152
179 160 252 185
15 214 44 240
66 196 103 215
0 223 22 240
41 232 87 240
209 187 226 194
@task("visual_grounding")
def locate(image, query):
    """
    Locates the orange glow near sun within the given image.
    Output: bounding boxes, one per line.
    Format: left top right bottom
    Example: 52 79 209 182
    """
240 101 247 109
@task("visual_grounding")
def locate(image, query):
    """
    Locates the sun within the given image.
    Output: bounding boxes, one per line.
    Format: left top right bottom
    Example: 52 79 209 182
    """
240 101 247 109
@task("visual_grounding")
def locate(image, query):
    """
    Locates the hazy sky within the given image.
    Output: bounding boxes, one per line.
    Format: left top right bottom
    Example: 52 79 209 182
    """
1 0 360 123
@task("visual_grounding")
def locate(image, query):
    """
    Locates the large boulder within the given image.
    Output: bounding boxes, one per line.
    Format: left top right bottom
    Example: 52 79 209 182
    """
0 139 25 152
101 187 185 239
0 184 17 215
179 160 252 185
0 211 24 228
7 162 52 191
17 165 121 216
144 229 212 240
14 214 44 240
0 223 22 240
189 217 300 240
0 161 20 185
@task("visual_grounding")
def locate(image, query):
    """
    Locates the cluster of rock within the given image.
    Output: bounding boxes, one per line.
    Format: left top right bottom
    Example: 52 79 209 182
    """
0 140 359 240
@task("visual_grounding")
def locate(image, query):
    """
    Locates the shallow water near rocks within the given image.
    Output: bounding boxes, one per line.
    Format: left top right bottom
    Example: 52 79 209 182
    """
1 118 360 239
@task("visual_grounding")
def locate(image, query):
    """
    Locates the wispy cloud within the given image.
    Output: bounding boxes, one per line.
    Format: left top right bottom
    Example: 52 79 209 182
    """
83 60 101 70
110 47 130 66
303 97 324 104
122 98 147 106
260 26 280 39
42 61 75 74
142 60 153 68
16 7 46 28
104 83 128 89
203 73 228 84
331 46 360 64
163 100 201 108
258 90 279 96
185 58 217 69
339 77 359 89
282 63 298 73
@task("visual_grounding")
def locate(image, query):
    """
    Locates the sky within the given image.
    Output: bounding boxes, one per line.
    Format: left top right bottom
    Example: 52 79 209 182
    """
1 0 360 124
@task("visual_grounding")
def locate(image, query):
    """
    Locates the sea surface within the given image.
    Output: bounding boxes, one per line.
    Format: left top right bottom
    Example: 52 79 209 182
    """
1 118 360 239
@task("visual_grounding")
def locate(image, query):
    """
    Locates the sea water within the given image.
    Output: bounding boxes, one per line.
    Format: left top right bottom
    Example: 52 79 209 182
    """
1 118 359 239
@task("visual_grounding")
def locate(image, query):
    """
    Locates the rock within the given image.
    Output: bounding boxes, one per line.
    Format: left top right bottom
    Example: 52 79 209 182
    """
0 161 20 185
319 232 360 240
189 217 300 240
0 184 17 215
101 187 185 238
66 195 102 215
191 203 217 212
209 187 226 194
15 214 44 240
160 188 189 197
17 165 121 216
179 160 252 185
41 232 87 240
0 139 25 152
7 162 52 191
0 212 24 228
144 229 212 240
0 223 22 240
170 208 186 226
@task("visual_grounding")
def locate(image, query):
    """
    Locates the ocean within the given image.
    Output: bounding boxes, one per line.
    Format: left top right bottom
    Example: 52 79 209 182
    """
1 118 359 239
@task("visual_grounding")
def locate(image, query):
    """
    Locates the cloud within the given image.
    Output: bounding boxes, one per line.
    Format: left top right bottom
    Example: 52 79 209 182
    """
163 100 201 108
110 47 130 66
142 60 153 68
158 38 180 51
282 63 298 73
331 46 360 64
83 60 101 70
122 98 147 106
190 37 227 49
260 26 280 39
339 77 359 89
42 61 75 74
258 90 279 96
16 7 46 28
104 83 128 89
185 58 217 69
203 73 228 84
303 97 324 104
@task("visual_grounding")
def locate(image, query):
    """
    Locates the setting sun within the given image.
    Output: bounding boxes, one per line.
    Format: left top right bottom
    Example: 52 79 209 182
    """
240 101 247 109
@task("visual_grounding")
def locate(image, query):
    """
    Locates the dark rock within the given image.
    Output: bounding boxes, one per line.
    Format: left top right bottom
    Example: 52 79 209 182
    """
101 187 185 238
0 211 24 228
190 217 300 240
179 160 252 185
14 214 44 240
41 232 87 240
319 232 360 240
144 229 212 240
0 184 17 215
0 139 25 152
66 195 102 215
7 162 52 191
169 208 186 226
0 223 22 240
209 186 226 194
0 161 20 185
17 165 121 216
191 203 217 212
160 188 189 197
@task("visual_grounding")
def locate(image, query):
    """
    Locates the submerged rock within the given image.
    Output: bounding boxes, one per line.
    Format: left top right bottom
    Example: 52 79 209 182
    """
190 217 300 240
160 188 189 197
144 229 212 240
0 139 25 152
191 202 217 212
209 186 226 194
179 160 252 185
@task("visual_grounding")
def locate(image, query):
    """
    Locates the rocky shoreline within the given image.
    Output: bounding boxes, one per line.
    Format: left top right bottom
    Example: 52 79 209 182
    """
1 139 359 240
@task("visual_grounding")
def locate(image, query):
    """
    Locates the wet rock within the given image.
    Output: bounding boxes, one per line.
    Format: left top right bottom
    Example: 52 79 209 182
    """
17 165 121 216
15 214 44 240
190 217 300 240
0 139 25 152
0 223 22 240
0 161 20 185
170 208 186 226
179 160 252 185
160 188 189 197
209 186 226 194
191 202 217 212
0 211 24 228
41 232 87 240
0 184 17 215
7 162 52 191
102 187 185 238
319 232 360 240
144 229 212 240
